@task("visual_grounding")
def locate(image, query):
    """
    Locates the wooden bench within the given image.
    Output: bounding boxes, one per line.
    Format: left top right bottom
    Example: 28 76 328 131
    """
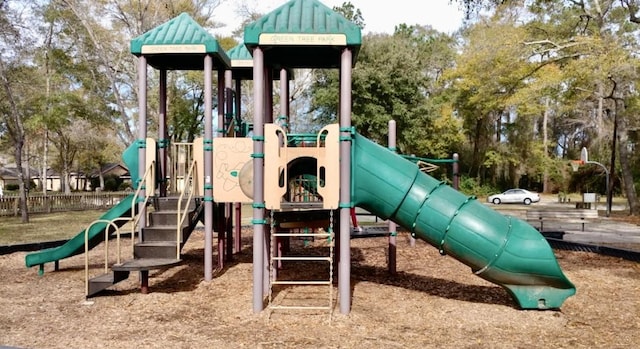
526 209 599 232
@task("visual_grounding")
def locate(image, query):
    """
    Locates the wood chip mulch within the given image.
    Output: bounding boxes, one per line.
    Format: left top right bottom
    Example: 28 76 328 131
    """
1 229 638 348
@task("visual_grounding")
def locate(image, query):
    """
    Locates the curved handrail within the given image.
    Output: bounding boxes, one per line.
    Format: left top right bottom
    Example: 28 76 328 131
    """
129 161 155 255
83 218 129 296
176 159 197 259
83 160 156 297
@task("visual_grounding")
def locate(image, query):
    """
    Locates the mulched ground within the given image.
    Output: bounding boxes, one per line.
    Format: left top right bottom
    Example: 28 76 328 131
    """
1 229 638 348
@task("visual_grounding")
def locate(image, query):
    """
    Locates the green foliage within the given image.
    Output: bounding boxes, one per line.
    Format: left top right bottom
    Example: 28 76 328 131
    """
5 184 19 191
309 26 461 157
458 176 497 197
103 174 124 192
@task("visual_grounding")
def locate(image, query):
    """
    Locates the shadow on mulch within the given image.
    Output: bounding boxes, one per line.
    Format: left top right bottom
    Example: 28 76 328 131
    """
350 263 515 308
268 243 515 309
90 237 256 297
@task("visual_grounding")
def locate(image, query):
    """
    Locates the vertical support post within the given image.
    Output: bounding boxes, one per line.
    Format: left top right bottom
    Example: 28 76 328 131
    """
158 69 167 197
453 153 459 190
137 56 147 233
204 55 214 282
217 70 226 269
265 69 274 123
280 68 289 132
137 55 149 292
388 120 397 275
339 48 353 315
263 68 272 296
252 47 266 313
234 78 243 254
225 70 234 261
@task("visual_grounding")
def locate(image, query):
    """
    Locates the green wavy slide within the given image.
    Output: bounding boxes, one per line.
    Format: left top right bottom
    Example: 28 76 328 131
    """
25 142 140 272
24 194 135 270
352 133 576 309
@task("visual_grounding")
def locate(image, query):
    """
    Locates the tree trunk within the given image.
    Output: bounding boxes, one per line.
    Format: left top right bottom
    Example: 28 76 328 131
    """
42 130 48 194
63 168 71 194
616 105 639 215
0 56 29 223
99 169 105 191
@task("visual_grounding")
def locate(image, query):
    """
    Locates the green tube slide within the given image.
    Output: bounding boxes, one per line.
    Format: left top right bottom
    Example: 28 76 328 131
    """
352 133 576 309
25 142 141 272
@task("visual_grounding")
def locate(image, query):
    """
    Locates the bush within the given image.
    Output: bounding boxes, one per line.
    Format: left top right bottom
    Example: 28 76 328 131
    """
118 182 132 191
103 174 124 192
458 176 497 197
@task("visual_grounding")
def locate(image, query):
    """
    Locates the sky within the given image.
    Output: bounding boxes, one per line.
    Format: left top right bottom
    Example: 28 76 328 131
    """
212 0 465 37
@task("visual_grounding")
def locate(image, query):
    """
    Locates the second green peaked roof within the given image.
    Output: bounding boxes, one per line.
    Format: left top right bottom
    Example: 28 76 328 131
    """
130 13 230 70
226 43 294 80
244 0 361 68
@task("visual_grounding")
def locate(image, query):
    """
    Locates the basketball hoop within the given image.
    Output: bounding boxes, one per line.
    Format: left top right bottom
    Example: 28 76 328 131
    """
570 160 583 172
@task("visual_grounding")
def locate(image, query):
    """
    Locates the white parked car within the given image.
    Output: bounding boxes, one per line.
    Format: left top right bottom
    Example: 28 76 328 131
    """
487 189 540 205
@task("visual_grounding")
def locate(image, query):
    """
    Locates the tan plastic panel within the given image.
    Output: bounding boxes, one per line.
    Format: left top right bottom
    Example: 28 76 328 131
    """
213 137 252 203
316 124 339 209
264 124 288 209
264 123 340 210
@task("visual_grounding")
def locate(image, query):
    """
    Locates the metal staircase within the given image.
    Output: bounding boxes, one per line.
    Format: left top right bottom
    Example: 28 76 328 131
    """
85 196 203 297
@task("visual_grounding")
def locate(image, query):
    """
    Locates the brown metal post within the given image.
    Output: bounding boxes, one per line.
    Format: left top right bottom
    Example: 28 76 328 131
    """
388 120 397 275
225 70 234 262
339 48 353 315
203 55 214 282
234 78 243 254
137 55 148 290
252 47 266 313
217 70 225 269
158 69 167 197
453 153 459 190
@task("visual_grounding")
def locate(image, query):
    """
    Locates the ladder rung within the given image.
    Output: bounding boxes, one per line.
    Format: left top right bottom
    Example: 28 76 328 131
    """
269 305 332 311
272 280 332 285
272 256 331 262
273 232 331 237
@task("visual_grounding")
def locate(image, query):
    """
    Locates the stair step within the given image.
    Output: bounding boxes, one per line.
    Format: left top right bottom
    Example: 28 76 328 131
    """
87 271 130 297
134 241 179 259
149 211 183 225
142 226 187 242
155 197 197 211
112 258 182 271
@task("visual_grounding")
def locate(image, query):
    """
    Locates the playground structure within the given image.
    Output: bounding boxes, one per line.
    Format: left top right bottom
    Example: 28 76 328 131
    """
25 0 575 313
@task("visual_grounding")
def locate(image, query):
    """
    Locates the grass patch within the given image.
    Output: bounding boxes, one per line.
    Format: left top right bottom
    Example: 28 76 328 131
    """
0 210 110 245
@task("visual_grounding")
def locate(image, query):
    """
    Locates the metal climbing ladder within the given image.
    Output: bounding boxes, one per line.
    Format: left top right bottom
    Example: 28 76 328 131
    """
268 209 335 313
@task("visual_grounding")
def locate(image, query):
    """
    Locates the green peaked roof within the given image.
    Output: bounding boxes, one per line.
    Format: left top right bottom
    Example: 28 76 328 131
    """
227 43 253 67
243 0 361 68
130 13 230 70
225 43 294 80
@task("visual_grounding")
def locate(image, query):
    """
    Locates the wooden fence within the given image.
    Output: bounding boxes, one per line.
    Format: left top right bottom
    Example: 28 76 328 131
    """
0 192 131 217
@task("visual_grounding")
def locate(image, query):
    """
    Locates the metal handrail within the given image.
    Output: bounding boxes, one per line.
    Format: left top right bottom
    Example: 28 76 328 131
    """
129 161 155 255
83 218 128 296
176 159 197 259
83 160 155 297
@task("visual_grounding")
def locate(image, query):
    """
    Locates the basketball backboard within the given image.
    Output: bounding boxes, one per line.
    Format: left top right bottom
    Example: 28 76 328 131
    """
580 147 589 163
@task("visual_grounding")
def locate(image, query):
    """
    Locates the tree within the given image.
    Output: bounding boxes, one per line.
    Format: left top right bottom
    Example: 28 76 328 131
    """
0 2 41 222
